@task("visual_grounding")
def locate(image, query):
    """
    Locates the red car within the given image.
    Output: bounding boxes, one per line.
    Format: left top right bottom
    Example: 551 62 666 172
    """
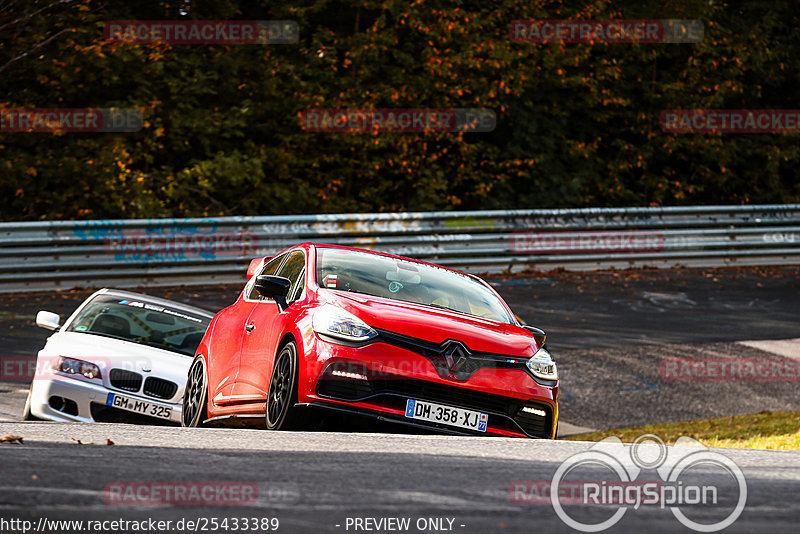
182 243 558 438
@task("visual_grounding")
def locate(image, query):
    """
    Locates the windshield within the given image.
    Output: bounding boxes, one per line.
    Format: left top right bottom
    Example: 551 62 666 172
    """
316 248 514 324
65 295 211 356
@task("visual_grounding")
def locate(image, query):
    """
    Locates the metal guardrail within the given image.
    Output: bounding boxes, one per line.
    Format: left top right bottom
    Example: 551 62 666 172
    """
0 204 798 292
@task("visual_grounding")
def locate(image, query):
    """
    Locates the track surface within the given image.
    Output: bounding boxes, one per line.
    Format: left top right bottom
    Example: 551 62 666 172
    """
1 423 799 533
1 266 799 533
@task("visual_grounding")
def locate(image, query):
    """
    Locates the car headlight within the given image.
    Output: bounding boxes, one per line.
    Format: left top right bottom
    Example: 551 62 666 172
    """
55 357 102 379
313 304 377 342
526 347 557 380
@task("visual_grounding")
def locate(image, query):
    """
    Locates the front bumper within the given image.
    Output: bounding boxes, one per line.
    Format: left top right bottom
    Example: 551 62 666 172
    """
29 375 182 425
303 335 559 439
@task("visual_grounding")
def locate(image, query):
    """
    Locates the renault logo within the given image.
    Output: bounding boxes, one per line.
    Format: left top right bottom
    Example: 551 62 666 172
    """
441 340 471 373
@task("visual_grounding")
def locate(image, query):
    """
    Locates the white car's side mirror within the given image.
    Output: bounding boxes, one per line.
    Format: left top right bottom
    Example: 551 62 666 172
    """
36 310 61 330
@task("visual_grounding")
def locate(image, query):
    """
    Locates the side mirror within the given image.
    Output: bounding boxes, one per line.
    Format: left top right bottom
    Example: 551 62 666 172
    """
254 275 291 312
246 257 267 280
523 325 546 346
36 310 61 330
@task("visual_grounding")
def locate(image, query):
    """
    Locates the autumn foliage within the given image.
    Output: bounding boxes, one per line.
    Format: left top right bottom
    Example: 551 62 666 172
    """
1 0 798 221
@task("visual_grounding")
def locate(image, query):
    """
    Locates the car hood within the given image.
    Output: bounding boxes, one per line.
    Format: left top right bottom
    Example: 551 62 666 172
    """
320 289 538 357
39 331 192 379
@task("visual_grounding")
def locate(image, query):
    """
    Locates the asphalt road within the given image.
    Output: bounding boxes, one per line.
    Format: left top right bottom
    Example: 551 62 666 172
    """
1 423 799 534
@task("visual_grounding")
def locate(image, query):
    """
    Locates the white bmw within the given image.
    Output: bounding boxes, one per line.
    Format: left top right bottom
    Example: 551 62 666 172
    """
24 288 214 425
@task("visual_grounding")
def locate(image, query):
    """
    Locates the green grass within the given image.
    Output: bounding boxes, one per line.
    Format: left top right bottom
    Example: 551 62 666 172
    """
564 411 800 451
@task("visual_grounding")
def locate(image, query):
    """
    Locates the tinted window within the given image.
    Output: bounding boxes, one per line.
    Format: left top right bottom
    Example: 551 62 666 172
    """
316 248 513 323
288 268 305 303
65 295 211 356
276 251 306 302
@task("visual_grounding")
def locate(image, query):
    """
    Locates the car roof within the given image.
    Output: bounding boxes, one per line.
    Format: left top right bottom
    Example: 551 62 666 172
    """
92 288 215 318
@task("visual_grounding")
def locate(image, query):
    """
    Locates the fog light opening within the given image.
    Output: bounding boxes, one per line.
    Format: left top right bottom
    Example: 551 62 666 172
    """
521 406 547 417
330 369 368 381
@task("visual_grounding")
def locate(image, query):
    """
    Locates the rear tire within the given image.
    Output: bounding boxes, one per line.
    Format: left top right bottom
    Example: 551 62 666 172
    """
265 341 299 430
182 356 208 427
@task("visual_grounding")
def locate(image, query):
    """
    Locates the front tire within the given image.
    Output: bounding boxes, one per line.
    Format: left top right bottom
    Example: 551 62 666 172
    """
265 341 299 430
22 381 40 421
182 356 208 427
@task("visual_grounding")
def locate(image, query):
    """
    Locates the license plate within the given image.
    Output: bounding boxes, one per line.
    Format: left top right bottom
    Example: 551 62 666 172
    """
405 399 488 432
106 393 172 420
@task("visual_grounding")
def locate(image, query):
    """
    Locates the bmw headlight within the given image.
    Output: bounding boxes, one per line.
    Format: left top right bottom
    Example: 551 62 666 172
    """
526 347 558 380
55 357 102 379
313 304 377 342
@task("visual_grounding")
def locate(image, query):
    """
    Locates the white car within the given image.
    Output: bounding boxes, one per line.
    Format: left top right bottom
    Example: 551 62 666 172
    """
24 288 213 425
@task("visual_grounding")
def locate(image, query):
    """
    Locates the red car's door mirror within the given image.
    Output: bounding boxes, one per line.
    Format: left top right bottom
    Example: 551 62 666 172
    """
254 275 291 311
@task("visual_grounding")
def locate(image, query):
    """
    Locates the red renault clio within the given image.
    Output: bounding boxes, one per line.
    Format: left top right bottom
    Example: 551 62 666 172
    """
182 243 558 438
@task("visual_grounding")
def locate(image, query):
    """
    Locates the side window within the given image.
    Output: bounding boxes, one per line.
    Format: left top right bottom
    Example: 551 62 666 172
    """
275 251 306 303
247 254 286 300
288 268 306 303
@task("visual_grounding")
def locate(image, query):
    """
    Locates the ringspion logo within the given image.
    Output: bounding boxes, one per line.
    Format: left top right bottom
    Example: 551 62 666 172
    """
535 435 747 532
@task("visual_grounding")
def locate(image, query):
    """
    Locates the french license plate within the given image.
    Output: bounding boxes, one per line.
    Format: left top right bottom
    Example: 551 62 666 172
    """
405 399 488 432
106 393 172 420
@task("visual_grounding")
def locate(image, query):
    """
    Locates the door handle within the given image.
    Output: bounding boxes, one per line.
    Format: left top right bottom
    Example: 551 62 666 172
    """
245 323 255 332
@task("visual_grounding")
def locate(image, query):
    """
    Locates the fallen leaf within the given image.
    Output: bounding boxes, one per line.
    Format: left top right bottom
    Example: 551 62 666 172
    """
106 439 115 446
0 435 23 444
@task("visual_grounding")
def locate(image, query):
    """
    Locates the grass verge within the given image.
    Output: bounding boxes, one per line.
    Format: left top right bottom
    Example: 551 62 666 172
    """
563 410 800 450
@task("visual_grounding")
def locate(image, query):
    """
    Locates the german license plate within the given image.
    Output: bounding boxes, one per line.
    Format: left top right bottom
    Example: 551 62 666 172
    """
106 392 172 420
405 399 487 432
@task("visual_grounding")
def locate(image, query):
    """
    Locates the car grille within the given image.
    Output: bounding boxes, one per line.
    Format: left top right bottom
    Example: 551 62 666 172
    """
316 363 553 438
109 369 143 392
374 329 527 382
143 377 178 400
